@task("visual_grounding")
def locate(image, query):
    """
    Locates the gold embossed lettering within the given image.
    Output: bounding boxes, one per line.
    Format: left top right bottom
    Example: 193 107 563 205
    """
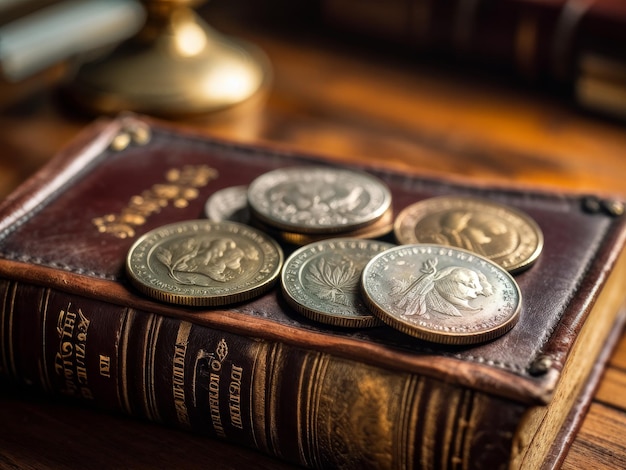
173 340 190 427
229 364 243 429
93 165 218 238
53 304 93 399
209 372 226 437
99 355 111 378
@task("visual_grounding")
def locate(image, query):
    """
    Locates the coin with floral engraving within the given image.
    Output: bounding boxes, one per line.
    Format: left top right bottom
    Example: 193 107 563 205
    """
361 244 522 344
126 220 283 306
204 185 250 223
393 196 543 273
247 166 392 234
281 238 395 327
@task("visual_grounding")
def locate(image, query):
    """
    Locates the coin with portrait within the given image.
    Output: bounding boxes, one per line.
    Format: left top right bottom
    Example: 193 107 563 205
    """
393 196 543 272
126 220 283 306
361 244 522 344
247 166 392 234
281 238 395 327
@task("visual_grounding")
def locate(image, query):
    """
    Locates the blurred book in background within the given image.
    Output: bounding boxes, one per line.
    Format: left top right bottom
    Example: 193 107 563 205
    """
319 0 626 120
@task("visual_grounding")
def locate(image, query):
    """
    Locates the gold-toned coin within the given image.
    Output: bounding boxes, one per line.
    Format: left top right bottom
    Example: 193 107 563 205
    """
281 239 395 327
126 220 283 306
247 166 392 234
252 206 394 246
393 196 543 272
361 244 522 345
204 185 250 223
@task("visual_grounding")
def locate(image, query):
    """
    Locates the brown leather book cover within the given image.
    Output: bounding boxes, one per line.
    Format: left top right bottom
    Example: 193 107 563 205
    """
1 114 625 469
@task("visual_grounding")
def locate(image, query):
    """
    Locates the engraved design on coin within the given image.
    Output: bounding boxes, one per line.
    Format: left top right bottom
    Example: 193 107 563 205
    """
281 239 394 327
390 258 493 319
394 196 543 272
361 244 522 344
126 220 283 306
248 166 392 234
157 236 258 285
204 185 250 223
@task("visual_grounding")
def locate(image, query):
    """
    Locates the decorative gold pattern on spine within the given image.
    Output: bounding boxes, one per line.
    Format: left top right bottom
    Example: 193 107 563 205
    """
117 308 135 415
4 282 18 381
142 314 163 423
173 321 192 428
39 288 53 392
397 376 422 470
307 352 328 470
266 343 285 459
296 351 311 466
249 340 269 453
0 281 11 379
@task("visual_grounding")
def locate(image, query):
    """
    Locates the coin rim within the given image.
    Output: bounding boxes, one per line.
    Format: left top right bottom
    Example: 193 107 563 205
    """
204 185 249 222
360 243 522 345
281 238 395 328
126 219 284 306
253 206 394 246
247 166 393 234
393 196 544 273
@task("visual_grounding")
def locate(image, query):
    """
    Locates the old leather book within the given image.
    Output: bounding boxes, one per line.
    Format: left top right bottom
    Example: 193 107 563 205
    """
1 114 625 469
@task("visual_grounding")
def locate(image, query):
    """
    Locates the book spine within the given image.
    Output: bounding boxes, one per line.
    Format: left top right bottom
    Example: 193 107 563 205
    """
321 0 626 83
0 279 526 469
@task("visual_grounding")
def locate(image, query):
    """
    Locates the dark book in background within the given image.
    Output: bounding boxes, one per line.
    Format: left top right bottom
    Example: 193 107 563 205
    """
318 0 626 119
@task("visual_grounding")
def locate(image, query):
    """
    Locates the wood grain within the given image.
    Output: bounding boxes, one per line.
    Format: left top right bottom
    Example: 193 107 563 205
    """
1 3 625 469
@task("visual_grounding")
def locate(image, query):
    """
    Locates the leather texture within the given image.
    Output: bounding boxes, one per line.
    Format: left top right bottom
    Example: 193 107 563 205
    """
1 114 625 405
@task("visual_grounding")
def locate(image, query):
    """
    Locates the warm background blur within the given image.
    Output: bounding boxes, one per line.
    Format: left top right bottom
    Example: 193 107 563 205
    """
1 1 626 468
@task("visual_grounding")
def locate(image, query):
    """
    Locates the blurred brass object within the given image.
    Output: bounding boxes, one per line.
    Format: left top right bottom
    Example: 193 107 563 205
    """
66 0 270 117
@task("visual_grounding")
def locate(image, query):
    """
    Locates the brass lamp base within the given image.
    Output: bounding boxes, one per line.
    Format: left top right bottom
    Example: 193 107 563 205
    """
66 3 270 117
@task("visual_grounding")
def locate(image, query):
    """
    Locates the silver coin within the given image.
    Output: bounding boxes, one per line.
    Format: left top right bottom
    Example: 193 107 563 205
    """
204 185 250 223
361 244 522 344
247 166 392 234
126 220 283 306
281 238 395 327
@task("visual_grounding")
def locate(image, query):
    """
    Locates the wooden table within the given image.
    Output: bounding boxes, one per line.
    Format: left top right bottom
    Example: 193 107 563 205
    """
1 4 626 469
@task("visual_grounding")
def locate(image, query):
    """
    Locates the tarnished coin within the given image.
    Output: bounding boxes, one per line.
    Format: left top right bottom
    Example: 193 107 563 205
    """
393 196 543 272
126 220 283 306
282 239 395 327
204 185 250 223
361 244 522 344
254 206 394 246
247 166 392 234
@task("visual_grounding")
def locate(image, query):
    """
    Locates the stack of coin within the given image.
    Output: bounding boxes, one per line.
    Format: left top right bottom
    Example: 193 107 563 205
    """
245 166 394 245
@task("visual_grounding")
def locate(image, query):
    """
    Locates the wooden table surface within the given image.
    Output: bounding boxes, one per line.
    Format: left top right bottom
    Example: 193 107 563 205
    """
1 4 626 469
